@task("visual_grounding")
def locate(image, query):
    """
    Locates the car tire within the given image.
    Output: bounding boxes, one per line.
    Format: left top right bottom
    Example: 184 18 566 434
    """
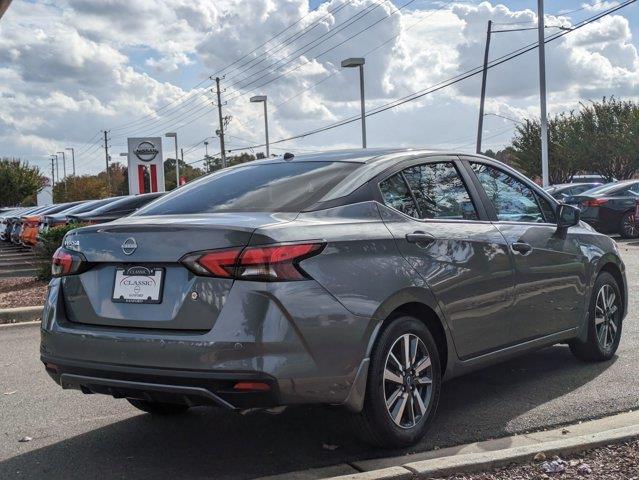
570 272 623 362
619 211 639 239
127 399 190 415
352 315 441 448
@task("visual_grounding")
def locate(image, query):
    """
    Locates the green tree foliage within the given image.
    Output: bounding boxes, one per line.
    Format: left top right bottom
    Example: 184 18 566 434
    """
505 98 639 183
164 158 205 190
0 158 45 206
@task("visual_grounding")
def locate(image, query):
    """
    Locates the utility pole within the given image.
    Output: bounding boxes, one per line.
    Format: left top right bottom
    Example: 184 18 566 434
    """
180 148 184 185
537 0 550 187
103 130 111 195
66 147 75 176
214 77 227 168
53 154 59 183
476 20 492 154
50 157 55 191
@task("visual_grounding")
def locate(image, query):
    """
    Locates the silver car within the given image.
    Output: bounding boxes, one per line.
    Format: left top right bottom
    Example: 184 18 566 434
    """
41 149 627 447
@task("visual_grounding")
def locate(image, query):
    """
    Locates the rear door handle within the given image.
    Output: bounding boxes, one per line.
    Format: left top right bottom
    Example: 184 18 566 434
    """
406 231 435 246
511 242 533 255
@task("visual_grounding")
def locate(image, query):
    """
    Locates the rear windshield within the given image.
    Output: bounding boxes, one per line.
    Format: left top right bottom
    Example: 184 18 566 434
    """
582 182 638 196
135 161 360 215
89 194 163 215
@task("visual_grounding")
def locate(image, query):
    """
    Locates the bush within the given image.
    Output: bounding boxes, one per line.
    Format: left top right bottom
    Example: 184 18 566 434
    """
35 224 86 280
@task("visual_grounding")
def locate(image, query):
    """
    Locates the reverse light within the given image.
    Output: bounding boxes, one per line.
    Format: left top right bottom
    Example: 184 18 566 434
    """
583 198 608 208
181 243 325 281
51 247 88 277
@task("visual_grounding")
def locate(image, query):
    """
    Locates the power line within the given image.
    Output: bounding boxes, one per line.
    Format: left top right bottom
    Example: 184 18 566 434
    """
222 0 637 152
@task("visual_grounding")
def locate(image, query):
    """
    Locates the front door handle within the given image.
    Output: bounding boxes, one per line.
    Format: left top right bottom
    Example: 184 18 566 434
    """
511 242 533 255
406 231 435 247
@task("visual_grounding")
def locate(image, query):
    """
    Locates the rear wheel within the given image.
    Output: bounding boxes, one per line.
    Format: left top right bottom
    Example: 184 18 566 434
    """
570 272 622 361
353 316 441 448
127 399 190 415
619 211 638 239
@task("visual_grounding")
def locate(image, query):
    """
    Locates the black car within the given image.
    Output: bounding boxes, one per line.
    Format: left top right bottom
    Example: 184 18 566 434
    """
567 180 639 238
43 197 125 231
545 182 602 201
68 192 165 225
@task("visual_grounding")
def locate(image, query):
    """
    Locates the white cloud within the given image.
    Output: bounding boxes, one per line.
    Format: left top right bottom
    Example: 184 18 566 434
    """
1 0 638 175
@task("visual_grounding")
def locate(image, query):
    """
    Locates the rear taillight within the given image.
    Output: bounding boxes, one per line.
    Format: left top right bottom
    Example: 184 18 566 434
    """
583 198 608 207
181 243 324 281
51 248 88 277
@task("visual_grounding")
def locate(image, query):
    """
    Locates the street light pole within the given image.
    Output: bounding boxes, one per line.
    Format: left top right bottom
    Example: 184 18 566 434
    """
65 147 75 176
52 154 59 183
476 20 492 154
250 95 270 158
57 151 66 179
537 0 550 187
341 57 367 148
165 132 179 188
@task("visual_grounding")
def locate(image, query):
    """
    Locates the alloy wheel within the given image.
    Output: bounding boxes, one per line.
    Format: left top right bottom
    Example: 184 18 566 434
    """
383 333 433 429
623 214 638 237
595 284 619 350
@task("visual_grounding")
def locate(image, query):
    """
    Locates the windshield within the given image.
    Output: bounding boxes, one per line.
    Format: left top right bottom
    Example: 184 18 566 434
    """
136 161 360 215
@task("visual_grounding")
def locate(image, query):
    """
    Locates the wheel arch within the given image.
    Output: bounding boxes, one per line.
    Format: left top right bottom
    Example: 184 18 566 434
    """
597 260 626 320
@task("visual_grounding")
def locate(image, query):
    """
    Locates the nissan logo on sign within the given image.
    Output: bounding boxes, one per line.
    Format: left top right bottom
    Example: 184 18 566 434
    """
134 141 159 162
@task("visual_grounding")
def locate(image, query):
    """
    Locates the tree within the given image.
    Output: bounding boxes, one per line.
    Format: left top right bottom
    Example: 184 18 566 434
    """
53 174 109 202
0 158 45 206
579 97 639 180
163 159 205 190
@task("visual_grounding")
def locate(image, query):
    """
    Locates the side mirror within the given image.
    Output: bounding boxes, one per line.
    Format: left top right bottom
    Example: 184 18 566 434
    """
557 204 580 229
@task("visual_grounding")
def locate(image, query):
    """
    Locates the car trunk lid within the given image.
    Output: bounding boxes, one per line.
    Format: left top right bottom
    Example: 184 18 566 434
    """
61 213 296 330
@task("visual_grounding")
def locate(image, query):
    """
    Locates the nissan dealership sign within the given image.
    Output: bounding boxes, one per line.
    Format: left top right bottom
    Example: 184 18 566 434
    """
127 137 165 194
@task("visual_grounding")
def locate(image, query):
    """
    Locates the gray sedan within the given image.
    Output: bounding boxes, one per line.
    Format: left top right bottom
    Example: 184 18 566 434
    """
41 149 627 448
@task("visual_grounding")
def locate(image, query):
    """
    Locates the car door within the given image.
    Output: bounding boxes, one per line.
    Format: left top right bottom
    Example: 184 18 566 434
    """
463 159 588 341
376 156 516 359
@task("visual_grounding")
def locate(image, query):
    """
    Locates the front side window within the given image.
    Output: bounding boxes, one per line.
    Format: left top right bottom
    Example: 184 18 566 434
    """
379 174 419 218
470 163 546 223
403 163 478 220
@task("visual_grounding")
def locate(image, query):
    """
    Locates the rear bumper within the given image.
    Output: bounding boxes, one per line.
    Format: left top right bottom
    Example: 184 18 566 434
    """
41 277 374 409
41 354 279 409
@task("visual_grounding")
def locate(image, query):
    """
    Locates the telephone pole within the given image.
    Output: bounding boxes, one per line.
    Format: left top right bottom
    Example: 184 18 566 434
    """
214 77 227 168
103 130 111 195
476 20 492 154
50 157 55 189
537 0 550 187
57 151 66 179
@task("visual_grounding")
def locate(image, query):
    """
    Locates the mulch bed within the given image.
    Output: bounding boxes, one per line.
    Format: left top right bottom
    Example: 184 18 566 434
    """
0 277 48 308
431 439 639 479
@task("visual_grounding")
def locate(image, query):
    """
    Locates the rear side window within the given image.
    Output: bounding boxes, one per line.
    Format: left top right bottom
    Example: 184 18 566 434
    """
379 174 420 218
470 163 547 223
136 161 360 215
403 163 478 220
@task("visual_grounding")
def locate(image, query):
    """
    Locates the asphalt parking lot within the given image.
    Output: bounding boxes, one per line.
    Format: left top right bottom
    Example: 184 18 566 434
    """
1 240 638 480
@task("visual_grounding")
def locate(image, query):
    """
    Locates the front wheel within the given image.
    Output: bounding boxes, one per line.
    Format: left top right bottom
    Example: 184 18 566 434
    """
619 211 638 239
570 272 622 361
353 316 441 448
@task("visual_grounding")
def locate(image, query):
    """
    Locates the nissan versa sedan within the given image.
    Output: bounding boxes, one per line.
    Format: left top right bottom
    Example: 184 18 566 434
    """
41 149 627 447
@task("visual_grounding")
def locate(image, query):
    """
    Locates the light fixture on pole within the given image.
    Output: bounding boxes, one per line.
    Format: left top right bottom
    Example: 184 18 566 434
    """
65 147 75 176
250 95 270 158
164 132 179 188
341 57 367 148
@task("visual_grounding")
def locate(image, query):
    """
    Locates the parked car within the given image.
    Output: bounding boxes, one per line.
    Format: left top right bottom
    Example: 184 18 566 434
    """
42 149 627 448
570 174 614 183
67 192 164 225
42 197 125 232
0 207 28 241
545 182 602 201
8 205 52 244
566 180 639 238
21 201 84 247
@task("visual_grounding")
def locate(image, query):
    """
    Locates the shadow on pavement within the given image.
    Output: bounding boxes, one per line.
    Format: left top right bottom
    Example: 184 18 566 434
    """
0 345 616 480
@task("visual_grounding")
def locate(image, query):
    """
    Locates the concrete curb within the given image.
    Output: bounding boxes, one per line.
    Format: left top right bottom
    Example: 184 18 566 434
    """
0 306 43 324
257 411 639 480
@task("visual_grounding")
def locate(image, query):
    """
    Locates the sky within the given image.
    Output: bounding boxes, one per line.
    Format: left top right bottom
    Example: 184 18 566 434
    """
1 0 638 178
